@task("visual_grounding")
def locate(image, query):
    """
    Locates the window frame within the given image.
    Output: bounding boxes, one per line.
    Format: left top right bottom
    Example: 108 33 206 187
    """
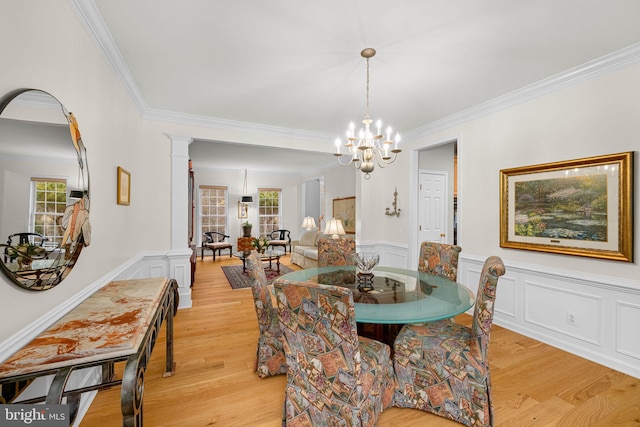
199 185 228 245
30 177 67 247
258 187 282 237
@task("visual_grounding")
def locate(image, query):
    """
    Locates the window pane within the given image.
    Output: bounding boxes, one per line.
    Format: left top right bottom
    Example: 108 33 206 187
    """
258 189 281 237
200 186 227 237
31 179 66 245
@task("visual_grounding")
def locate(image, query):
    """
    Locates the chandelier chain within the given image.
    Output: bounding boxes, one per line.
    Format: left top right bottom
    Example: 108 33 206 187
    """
365 57 370 118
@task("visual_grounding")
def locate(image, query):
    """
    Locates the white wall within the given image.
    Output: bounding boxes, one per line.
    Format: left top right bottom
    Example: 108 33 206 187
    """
323 164 357 230
0 1 174 345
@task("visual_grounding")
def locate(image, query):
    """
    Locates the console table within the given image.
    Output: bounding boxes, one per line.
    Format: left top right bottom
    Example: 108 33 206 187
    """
0 277 179 426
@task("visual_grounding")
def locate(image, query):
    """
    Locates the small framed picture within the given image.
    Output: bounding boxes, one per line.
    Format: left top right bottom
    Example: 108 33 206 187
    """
238 201 248 219
333 196 356 234
117 166 131 205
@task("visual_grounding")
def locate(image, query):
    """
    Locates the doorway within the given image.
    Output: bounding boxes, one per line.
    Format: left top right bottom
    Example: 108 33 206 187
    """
417 141 458 252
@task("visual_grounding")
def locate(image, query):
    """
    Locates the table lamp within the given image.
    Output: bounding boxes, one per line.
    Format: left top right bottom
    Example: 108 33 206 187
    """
323 218 345 239
301 216 316 230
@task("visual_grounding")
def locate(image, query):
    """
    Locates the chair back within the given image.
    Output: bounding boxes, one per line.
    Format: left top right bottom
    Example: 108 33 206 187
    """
273 279 363 394
203 231 228 243
268 229 290 241
7 232 46 246
418 241 462 281
246 251 276 334
317 236 356 267
471 256 506 357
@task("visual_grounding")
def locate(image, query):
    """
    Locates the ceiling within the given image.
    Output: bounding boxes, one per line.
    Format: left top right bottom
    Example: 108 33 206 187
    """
76 0 640 175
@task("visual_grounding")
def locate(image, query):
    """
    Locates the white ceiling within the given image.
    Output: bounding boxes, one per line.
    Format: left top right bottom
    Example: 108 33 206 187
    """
75 0 640 175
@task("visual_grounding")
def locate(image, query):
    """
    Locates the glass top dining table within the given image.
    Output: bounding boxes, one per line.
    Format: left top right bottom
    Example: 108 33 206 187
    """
274 265 475 324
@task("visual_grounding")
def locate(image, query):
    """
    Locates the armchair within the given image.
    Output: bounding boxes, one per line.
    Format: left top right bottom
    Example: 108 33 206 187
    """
267 229 291 253
201 231 233 261
273 279 394 426
393 256 506 427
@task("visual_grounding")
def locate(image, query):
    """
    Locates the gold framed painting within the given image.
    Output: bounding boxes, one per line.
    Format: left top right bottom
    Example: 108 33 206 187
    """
500 151 633 262
333 196 356 234
117 166 131 205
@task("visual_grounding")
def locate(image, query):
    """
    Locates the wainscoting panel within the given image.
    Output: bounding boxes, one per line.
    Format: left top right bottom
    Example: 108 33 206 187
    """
357 241 408 269
524 280 601 345
459 254 640 379
617 301 640 359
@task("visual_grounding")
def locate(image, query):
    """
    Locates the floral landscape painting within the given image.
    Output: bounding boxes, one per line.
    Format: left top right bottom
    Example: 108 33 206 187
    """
514 175 608 242
500 151 633 262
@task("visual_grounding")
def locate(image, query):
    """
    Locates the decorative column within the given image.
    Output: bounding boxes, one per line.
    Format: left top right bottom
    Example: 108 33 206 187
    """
168 135 193 308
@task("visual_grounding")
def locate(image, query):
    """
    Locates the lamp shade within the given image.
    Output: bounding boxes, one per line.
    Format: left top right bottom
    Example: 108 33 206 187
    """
323 218 345 239
301 216 317 230
241 195 254 203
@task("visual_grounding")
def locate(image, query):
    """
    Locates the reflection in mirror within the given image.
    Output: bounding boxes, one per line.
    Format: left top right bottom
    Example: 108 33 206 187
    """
0 89 90 291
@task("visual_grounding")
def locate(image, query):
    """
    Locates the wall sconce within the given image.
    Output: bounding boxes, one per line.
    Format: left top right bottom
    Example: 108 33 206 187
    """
385 187 401 217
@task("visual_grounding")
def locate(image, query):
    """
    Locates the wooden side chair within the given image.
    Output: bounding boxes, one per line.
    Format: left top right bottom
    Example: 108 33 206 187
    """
393 256 506 427
267 229 291 253
273 279 394 425
201 231 233 261
418 241 462 281
245 251 286 378
317 236 356 267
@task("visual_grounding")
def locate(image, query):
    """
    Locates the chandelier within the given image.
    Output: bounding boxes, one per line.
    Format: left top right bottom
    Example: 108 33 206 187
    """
334 48 401 179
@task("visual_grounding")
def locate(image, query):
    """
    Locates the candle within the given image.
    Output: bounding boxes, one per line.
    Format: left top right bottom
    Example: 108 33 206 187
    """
335 137 341 154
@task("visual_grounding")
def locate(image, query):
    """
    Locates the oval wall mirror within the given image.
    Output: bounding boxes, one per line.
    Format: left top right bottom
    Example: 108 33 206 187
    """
0 89 90 291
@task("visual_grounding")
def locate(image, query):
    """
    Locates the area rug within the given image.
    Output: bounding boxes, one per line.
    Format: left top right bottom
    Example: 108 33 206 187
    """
222 264 294 290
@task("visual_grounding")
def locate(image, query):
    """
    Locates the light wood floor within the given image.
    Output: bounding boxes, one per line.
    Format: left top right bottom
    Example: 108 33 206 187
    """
80 254 640 426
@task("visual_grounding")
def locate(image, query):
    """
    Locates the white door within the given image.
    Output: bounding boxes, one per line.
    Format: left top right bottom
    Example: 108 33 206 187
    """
418 170 449 245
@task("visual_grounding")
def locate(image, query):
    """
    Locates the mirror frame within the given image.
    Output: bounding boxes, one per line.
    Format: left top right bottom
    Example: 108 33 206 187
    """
0 88 90 291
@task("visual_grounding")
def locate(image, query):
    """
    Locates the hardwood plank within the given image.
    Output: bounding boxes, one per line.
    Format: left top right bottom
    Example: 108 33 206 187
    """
79 255 640 426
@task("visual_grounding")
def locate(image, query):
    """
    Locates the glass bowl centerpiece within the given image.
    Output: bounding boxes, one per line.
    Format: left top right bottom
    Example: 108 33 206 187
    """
352 253 379 289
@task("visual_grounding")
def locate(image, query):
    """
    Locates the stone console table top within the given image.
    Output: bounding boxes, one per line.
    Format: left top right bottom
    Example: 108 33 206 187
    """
0 277 171 379
0 277 178 426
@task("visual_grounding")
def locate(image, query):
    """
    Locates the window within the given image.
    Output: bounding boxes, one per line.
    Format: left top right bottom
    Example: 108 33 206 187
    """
32 178 67 246
200 186 227 238
258 188 281 237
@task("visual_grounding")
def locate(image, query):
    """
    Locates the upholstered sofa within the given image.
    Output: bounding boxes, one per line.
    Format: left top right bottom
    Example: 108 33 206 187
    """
290 230 318 268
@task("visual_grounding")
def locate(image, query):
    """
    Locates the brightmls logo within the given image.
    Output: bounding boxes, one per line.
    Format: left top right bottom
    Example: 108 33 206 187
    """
0 405 67 426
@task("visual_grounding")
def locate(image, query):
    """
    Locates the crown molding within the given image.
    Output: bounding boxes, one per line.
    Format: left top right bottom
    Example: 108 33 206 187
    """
144 107 333 143
69 0 148 113
404 42 640 141
70 1 640 145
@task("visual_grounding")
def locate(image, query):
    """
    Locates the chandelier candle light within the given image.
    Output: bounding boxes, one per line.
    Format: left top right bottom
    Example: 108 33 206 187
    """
334 48 401 179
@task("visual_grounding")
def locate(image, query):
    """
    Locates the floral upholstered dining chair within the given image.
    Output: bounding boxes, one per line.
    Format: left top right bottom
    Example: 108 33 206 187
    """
317 236 356 267
273 279 395 426
418 241 462 281
393 256 506 427
245 251 286 378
